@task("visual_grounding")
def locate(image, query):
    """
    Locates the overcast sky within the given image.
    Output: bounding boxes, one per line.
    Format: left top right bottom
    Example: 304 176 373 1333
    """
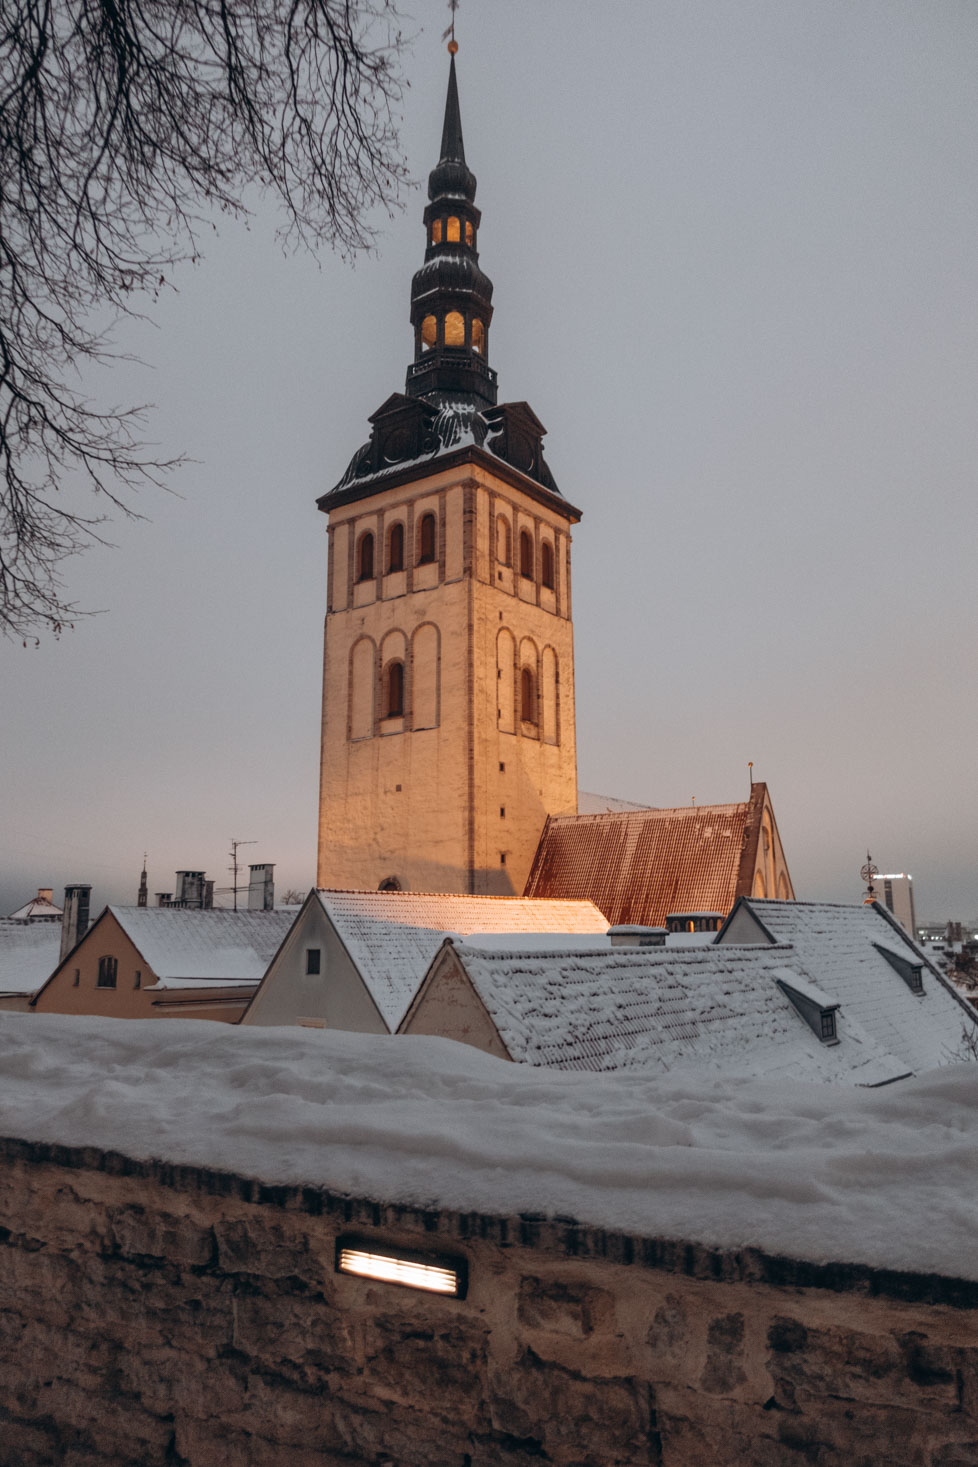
4 0 977 921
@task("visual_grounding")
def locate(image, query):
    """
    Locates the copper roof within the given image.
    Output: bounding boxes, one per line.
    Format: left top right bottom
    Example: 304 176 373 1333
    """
524 784 772 927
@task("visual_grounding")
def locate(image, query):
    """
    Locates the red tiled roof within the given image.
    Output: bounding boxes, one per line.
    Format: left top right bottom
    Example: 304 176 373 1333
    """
524 784 771 927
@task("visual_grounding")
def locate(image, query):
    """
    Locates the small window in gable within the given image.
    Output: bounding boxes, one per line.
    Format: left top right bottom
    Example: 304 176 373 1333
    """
387 522 405 573
134 970 141 990
306 949 322 976
357 531 375 581
384 660 404 718
873 943 925 995
541 540 555 589
97 956 118 989
418 512 437 564
519 530 534 580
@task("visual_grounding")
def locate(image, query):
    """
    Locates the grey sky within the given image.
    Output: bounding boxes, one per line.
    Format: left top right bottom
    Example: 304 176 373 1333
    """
3 0 977 921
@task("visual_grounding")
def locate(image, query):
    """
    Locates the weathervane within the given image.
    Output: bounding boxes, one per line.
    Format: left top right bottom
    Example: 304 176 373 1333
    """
860 850 878 903
442 0 459 53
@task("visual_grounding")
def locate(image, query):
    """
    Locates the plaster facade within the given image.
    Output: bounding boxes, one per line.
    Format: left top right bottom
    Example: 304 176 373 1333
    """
317 459 578 897
0 1137 975 1466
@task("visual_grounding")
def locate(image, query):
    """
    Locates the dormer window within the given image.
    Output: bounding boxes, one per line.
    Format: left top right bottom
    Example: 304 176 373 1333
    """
421 314 437 350
446 216 461 243
874 943 925 995
776 973 840 1046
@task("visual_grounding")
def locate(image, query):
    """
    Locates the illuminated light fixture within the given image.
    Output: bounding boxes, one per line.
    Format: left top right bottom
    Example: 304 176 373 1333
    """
335 1236 467 1298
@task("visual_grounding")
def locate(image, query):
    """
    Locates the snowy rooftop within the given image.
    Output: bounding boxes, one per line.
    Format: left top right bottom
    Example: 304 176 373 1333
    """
0 921 63 995
725 900 973 1075
433 942 911 1085
7 894 63 921
0 1013 975 1282
319 890 609 1030
107 906 295 984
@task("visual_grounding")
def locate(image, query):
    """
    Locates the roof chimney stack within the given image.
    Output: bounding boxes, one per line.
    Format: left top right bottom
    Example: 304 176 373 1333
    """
607 925 668 948
248 863 275 911
60 885 92 962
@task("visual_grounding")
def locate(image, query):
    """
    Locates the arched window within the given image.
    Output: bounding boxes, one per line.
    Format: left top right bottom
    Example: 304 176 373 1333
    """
431 218 443 245
521 667 537 724
472 318 485 355
446 216 461 243
384 660 404 718
418 512 437 564
387 522 404 573
519 530 534 580
444 310 465 347
496 514 511 566
421 314 437 350
356 531 375 581
464 220 475 247
541 540 554 589
378 876 402 891
97 955 118 989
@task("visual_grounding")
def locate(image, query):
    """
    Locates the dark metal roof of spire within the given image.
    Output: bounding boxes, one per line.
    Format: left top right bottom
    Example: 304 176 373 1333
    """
440 54 465 163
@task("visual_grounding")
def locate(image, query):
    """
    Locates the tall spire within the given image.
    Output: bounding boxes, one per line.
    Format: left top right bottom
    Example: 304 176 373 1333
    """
440 54 465 164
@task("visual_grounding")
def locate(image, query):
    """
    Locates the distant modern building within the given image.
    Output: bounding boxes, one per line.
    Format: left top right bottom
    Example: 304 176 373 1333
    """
872 871 916 936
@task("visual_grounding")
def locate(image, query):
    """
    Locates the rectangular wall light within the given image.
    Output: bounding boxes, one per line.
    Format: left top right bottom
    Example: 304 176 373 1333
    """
335 1236 467 1298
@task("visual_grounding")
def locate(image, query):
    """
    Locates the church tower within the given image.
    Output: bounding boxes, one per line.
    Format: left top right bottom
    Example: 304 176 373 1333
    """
316 50 580 895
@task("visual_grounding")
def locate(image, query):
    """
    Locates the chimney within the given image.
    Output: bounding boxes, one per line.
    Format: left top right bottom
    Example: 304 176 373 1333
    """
174 871 205 907
608 925 667 948
203 879 215 910
38 888 54 905
60 885 92 962
156 893 172 907
248 863 275 911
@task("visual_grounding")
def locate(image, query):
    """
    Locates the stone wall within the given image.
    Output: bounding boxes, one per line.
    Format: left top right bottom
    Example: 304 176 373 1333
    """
0 1136 975 1466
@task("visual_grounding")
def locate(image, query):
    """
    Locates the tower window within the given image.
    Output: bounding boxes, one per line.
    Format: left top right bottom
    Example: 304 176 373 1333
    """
472 318 485 355
521 667 537 724
541 540 555 589
519 530 534 580
496 514 511 566
444 310 465 347
384 660 405 718
418 512 437 565
431 218 443 245
356 531 375 581
388 522 405 573
97 955 118 989
465 220 475 247
446 216 461 243
421 314 438 350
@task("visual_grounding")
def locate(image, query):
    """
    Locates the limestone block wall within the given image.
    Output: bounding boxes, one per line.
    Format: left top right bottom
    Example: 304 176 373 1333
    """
0 1136 975 1467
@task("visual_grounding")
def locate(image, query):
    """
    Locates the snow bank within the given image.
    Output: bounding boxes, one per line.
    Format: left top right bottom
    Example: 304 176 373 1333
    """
0 1012 975 1281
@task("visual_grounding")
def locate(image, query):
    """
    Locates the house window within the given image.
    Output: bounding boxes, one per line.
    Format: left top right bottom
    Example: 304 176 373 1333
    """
384 660 404 718
418 512 437 564
306 949 322 976
820 1012 836 1041
73 969 80 987
521 667 536 724
134 970 141 990
357 531 375 581
387 522 405 573
519 530 534 579
541 540 555 589
97 956 118 989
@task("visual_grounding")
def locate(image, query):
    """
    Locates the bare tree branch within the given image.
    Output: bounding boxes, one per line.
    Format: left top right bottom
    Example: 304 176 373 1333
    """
0 0 409 636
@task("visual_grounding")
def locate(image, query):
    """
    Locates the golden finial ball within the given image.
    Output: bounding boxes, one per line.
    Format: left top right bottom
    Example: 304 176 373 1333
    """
448 39 458 54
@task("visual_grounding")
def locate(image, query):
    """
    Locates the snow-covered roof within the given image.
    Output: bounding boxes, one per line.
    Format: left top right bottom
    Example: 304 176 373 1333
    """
3 1015 975 1281
319 890 609 1030
435 942 908 1085
724 900 973 1074
577 791 654 815
107 906 295 984
7 893 63 921
0 921 63 995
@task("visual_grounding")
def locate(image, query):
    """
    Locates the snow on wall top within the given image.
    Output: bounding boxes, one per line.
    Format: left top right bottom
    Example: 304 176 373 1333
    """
109 907 295 983
443 942 908 1084
0 1014 975 1281
727 900 973 1074
320 890 609 1030
0 922 63 994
